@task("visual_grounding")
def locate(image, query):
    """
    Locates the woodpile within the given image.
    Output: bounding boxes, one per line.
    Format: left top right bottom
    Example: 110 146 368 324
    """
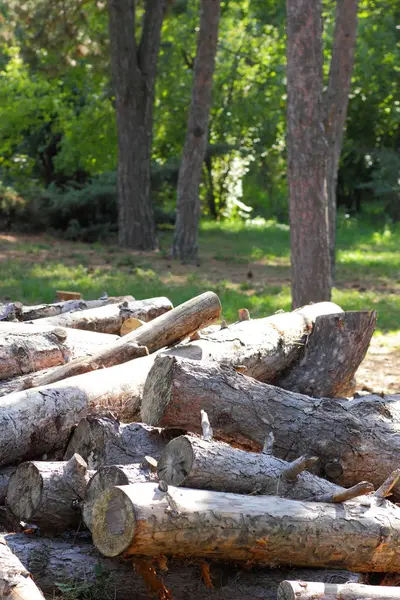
2 290 399 599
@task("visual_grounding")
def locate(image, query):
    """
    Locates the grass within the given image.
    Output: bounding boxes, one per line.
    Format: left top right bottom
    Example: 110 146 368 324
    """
0 217 399 333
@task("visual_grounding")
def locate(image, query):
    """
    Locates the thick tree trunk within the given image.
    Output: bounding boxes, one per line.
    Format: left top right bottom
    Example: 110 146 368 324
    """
34 296 173 334
2 534 359 600
325 0 359 278
92 482 400 571
286 0 331 307
141 356 400 494
108 0 166 249
157 434 373 501
19 295 134 321
172 0 221 261
0 538 45 599
6 456 93 533
278 581 400 600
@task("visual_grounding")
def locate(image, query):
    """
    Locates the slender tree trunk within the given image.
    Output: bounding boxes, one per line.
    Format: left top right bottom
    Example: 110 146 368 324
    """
325 0 359 279
286 0 331 307
172 0 221 262
108 0 166 250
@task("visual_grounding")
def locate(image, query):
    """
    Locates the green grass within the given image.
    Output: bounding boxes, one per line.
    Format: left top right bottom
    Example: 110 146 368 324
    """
0 218 399 332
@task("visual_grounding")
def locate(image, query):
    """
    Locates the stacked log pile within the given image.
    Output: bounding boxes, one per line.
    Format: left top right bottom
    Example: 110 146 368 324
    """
2 289 399 599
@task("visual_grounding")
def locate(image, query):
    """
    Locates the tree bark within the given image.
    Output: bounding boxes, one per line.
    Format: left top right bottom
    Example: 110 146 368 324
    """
278 581 400 600
141 355 400 494
92 481 400 572
34 296 173 334
325 0 359 278
19 295 134 321
286 0 331 307
157 434 373 501
0 538 45 599
2 534 359 600
0 467 14 504
108 0 166 250
172 0 221 262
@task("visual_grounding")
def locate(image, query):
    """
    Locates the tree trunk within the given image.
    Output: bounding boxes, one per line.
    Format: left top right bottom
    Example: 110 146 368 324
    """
92 481 400 572
108 0 166 250
325 0 359 279
286 0 331 307
141 355 400 494
157 434 373 501
278 581 400 600
2 534 359 600
19 295 134 321
172 0 221 262
0 538 45 599
0 467 14 504
33 296 173 334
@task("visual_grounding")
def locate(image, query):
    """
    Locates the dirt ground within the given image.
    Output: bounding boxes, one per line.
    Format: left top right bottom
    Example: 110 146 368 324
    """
355 333 399 395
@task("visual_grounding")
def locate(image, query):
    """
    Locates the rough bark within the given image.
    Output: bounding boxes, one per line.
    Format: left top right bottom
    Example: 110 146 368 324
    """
0 467 14 504
172 0 221 262
108 0 166 250
141 355 400 494
2 534 359 600
286 0 331 307
0 326 118 380
278 581 400 600
19 295 135 321
325 0 359 278
157 434 373 501
0 538 44 599
92 481 400 571
6 456 94 533
34 296 173 334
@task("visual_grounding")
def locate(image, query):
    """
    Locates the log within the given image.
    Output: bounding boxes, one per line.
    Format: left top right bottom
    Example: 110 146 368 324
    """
2 534 358 600
141 356 400 493
34 296 173 334
0 326 119 381
0 538 45 599
157 434 374 501
64 415 174 469
19 295 135 321
92 482 400 571
0 466 14 504
6 455 94 532
278 581 400 600
0 302 23 321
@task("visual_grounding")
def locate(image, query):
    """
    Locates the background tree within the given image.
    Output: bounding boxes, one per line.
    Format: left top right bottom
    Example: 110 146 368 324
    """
108 0 166 250
172 0 221 262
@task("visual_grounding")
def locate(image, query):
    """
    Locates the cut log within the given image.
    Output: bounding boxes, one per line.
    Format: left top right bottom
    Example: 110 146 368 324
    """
92 482 400 571
6 455 94 532
2 534 358 600
278 581 400 600
0 466 14 504
0 326 119 381
56 290 82 300
64 415 174 469
34 296 173 334
19 295 135 321
0 537 45 599
157 434 374 501
141 356 400 494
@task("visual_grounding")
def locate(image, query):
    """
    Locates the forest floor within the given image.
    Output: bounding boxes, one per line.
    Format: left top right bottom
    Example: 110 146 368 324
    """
0 219 398 393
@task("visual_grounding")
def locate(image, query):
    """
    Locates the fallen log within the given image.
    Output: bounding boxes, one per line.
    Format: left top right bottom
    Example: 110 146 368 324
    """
141 356 400 493
92 482 400 571
6 455 94 532
34 296 173 334
0 466 14 504
0 537 45 599
64 415 174 469
157 434 374 501
278 581 400 600
19 295 135 321
2 533 358 600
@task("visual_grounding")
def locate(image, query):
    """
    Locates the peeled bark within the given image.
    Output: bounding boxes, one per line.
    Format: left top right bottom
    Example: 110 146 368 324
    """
2 534 358 600
141 355 400 494
157 434 373 501
0 538 45 599
278 581 400 600
92 482 400 572
19 295 135 321
34 297 173 334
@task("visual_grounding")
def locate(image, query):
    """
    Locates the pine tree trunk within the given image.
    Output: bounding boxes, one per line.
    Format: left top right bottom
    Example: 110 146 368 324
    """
172 0 221 262
286 0 331 307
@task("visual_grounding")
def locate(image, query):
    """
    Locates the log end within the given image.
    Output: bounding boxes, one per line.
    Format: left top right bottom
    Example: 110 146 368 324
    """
83 466 131 531
157 436 194 486
7 463 42 520
277 581 300 600
92 486 136 557
141 355 176 426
